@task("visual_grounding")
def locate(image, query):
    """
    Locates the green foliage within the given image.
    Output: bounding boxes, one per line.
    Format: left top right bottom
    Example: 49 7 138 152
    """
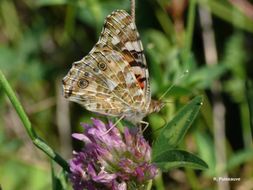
0 159 51 190
152 96 207 171
153 150 208 171
0 0 253 189
51 163 70 190
198 0 253 32
222 33 247 102
195 131 216 175
226 149 253 172
152 96 203 158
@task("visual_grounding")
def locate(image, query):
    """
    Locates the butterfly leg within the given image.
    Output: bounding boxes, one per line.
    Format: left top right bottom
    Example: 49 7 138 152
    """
102 115 125 135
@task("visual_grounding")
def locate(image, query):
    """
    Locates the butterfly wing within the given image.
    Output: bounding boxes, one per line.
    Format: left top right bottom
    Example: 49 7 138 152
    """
62 48 144 117
62 10 151 122
91 10 151 110
62 62 124 117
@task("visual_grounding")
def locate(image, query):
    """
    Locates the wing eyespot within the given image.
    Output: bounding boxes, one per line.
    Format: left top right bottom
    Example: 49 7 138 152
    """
97 62 107 71
93 67 99 73
84 72 89 77
78 78 89 89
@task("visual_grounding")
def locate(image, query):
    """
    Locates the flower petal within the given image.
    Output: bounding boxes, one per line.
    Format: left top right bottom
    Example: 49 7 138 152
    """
72 133 91 143
93 171 117 183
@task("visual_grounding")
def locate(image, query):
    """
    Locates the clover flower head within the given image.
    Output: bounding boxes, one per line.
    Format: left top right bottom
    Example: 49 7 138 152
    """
69 118 158 190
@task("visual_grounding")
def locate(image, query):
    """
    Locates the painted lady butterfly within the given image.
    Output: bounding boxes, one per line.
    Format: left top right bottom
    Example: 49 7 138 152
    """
62 10 164 124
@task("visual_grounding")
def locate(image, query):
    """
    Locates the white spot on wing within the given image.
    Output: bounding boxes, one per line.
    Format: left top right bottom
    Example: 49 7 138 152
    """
112 37 120 45
125 41 142 52
125 72 135 85
130 23 135 30
132 41 141 52
125 41 134 51
139 41 144 50
116 29 120 34
133 89 142 96
107 79 118 91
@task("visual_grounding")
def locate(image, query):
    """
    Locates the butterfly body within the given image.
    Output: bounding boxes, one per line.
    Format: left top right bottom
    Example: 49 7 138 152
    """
62 10 164 124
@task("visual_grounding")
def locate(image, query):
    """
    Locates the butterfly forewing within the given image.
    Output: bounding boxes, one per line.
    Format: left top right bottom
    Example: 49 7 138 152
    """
93 10 151 109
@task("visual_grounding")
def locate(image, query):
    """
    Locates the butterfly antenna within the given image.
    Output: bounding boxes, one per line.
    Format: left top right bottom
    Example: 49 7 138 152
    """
159 70 189 101
162 100 175 104
131 0 136 22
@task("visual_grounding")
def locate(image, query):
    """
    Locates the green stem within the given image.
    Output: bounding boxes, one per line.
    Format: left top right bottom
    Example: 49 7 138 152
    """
155 2 175 43
0 70 69 172
146 180 153 190
61 3 76 43
185 168 200 190
183 0 197 64
197 0 253 33
245 80 253 145
154 171 165 190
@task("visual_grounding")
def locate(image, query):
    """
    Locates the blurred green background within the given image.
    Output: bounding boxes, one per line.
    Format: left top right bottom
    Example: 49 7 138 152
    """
0 0 253 189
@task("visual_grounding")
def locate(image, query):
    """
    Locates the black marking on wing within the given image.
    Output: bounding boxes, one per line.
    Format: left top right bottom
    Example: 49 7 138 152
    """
129 60 146 68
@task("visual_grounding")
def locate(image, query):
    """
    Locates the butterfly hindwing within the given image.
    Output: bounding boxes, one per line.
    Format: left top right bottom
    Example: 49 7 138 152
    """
62 47 144 116
62 59 127 117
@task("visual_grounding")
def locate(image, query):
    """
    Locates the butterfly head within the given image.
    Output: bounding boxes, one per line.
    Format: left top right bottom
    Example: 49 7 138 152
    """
148 99 165 114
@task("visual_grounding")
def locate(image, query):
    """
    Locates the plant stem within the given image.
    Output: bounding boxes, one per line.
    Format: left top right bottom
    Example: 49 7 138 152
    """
183 0 197 64
245 80 253 145
197 0 253 33
146 180 153 190
198 5 229 190
0 70 69 172
154 171 165 190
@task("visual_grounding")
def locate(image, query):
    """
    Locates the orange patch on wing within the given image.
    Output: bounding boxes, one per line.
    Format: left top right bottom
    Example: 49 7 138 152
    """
135 74 146 90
